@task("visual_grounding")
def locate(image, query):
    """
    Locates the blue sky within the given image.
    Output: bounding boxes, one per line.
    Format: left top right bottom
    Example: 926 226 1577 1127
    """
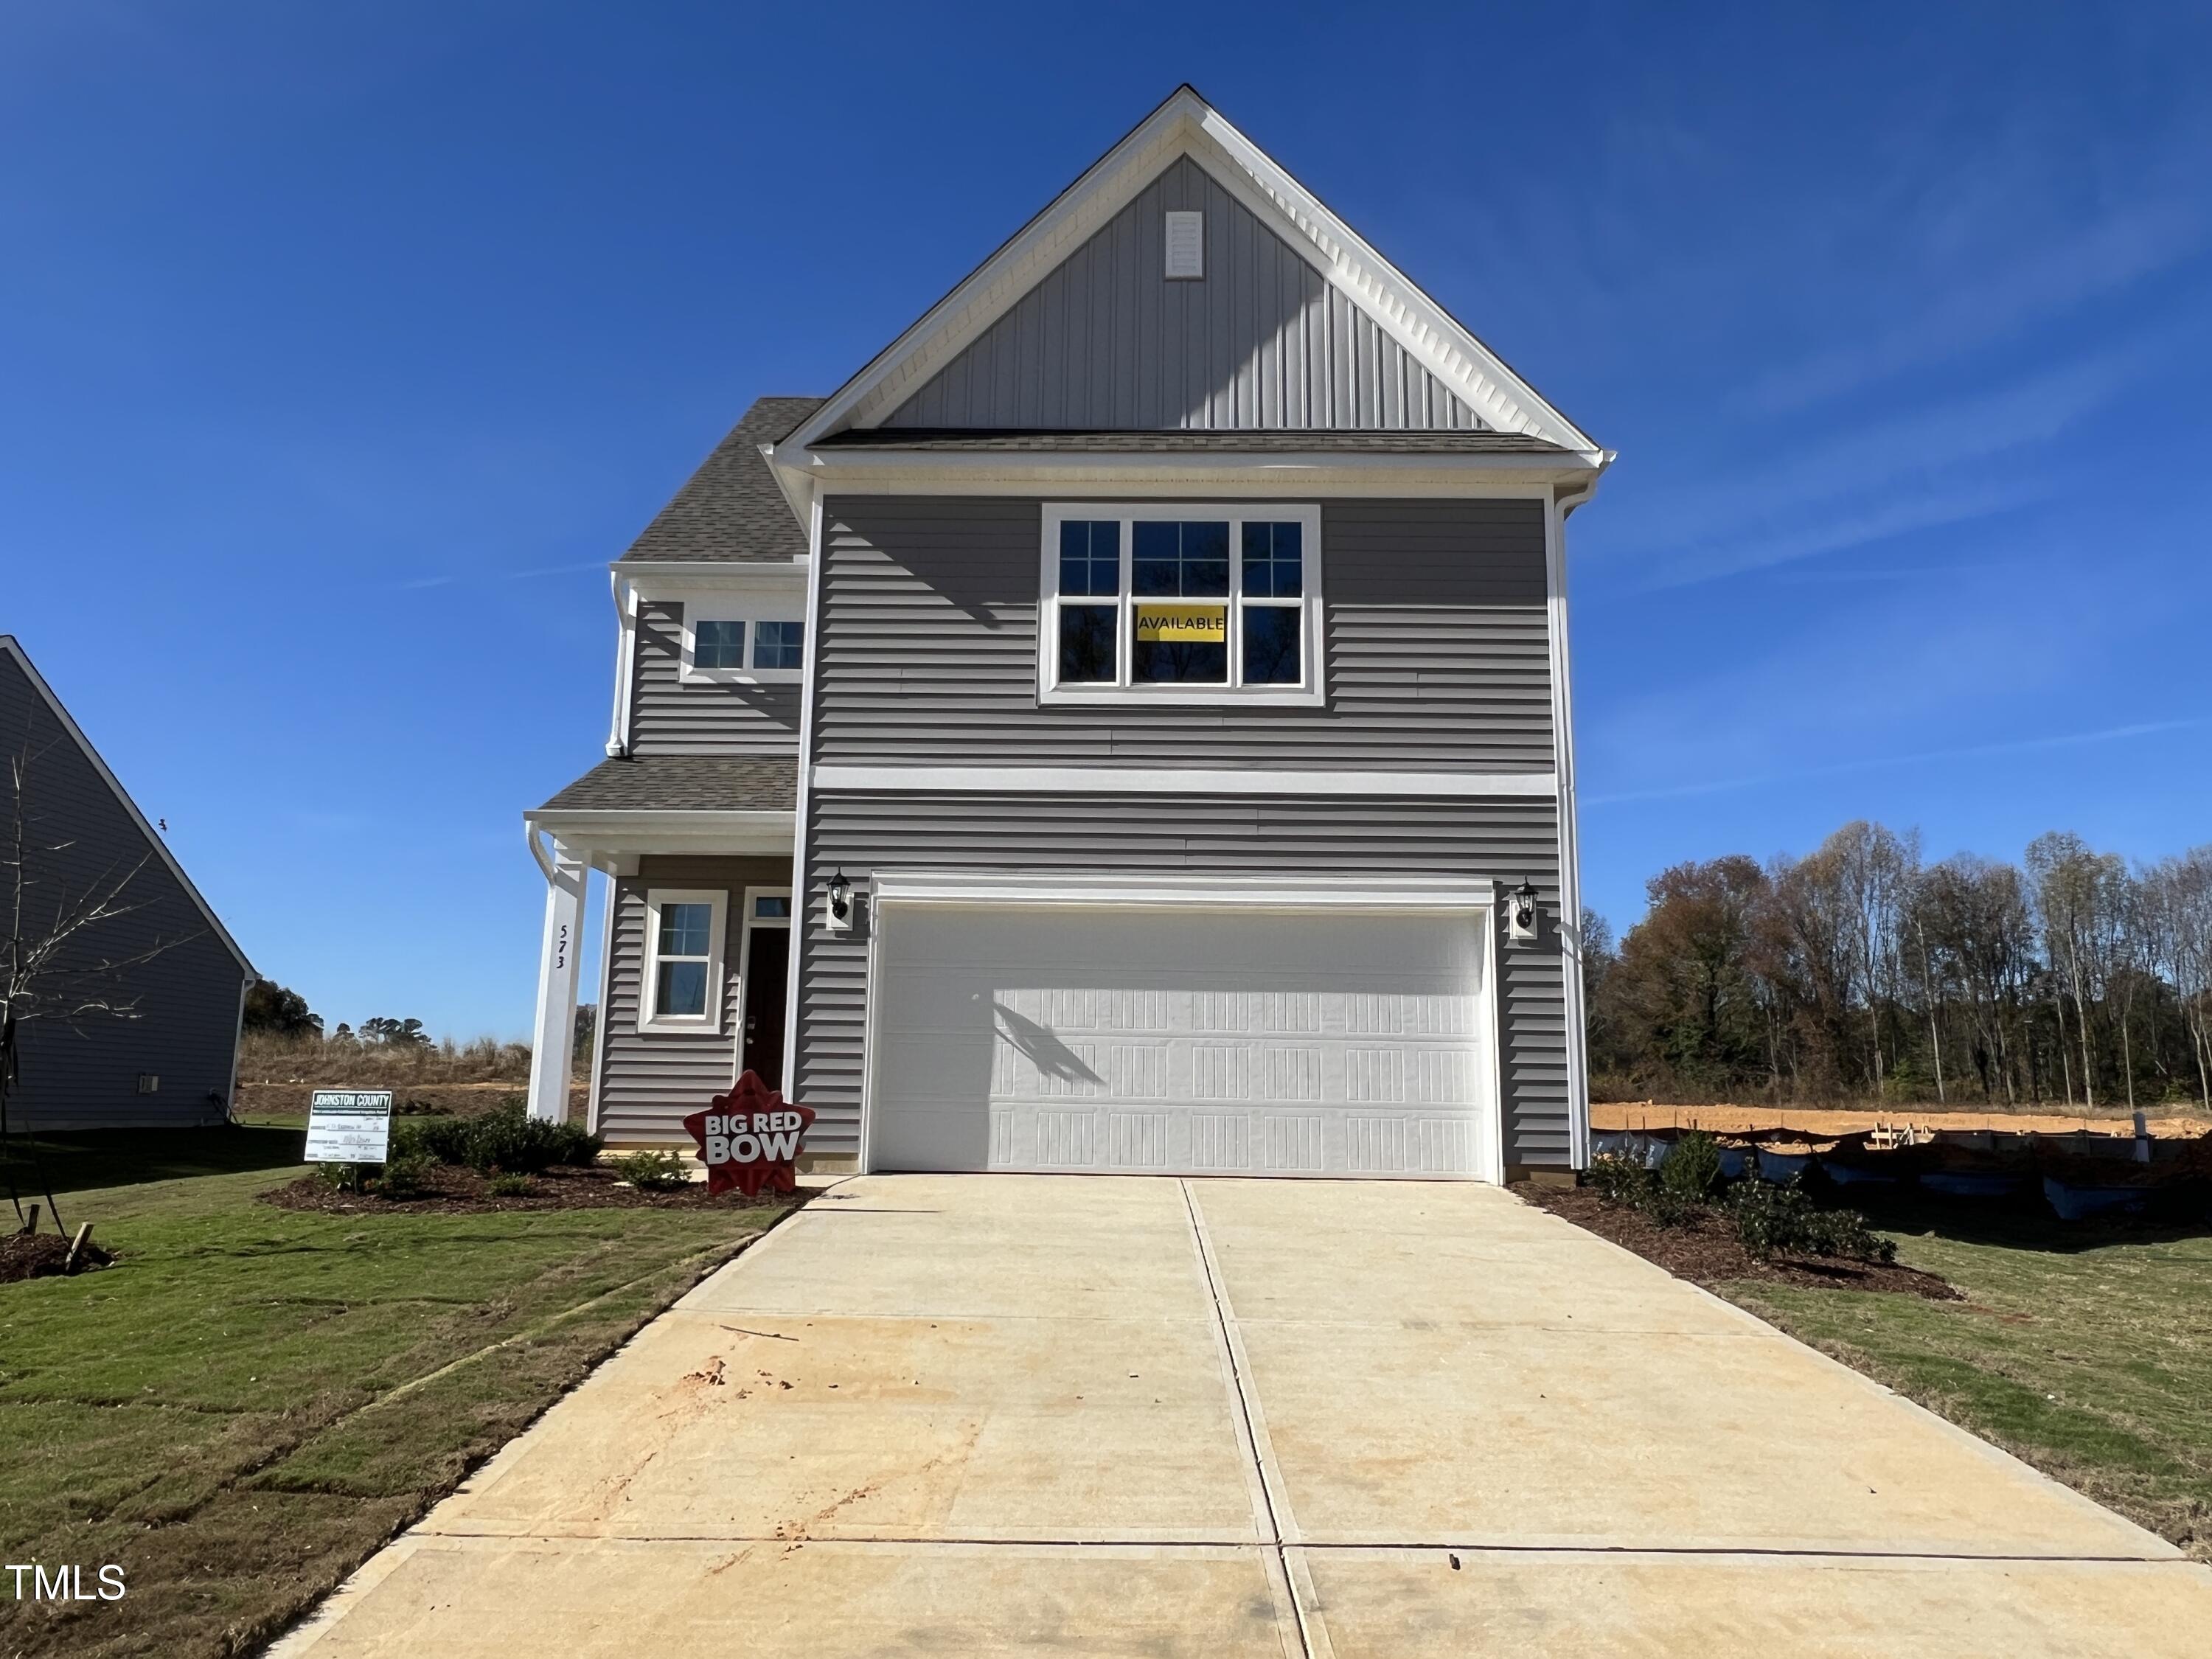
5 4 2208 1036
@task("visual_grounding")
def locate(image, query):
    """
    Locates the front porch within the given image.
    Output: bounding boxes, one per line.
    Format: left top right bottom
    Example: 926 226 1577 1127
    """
521 754 799 1152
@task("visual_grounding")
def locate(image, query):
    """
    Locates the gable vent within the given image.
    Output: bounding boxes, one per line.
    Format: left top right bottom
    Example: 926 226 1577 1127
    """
1164 209 1204 279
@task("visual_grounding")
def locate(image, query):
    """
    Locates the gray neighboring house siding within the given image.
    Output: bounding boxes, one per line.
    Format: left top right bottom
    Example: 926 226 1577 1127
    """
790 794 1569 1171
815 496 1553 769
884 156 1484 433
1 643 252 1132
627 599 802 756
594 853 789 1146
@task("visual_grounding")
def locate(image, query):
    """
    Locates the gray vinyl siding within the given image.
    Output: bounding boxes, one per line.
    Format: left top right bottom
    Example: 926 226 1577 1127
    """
0 651 248 1131
884 156 1484 432
627 599 802 756
594 854 790 1146
793 793 1570 1170
813 496 1552 770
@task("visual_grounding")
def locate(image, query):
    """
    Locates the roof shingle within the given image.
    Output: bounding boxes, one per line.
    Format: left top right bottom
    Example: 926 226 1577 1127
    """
537 755 799 813
620 396 823 563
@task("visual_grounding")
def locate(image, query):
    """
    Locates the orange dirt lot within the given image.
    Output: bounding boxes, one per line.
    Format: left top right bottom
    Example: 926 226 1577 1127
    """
1592 1102 2212 1141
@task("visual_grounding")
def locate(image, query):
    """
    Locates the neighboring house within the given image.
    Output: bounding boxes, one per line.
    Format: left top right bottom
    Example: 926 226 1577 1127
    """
0 636 254 1130
524 86 1612 1183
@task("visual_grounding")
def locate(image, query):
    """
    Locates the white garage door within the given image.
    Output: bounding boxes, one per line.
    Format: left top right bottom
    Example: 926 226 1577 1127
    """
866 901 1498 1180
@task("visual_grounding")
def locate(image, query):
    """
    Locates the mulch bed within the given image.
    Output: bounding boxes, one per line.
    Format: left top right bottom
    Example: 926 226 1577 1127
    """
262 1163 801 1217
1 1229 116 1284
1523 1183 1959 1300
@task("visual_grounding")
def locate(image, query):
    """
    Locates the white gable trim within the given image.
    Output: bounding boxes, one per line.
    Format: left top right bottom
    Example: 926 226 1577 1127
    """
773 86 1599 459
0 636 254 977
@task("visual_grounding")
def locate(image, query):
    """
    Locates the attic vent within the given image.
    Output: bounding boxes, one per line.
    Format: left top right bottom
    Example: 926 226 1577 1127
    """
1164 210 1204 279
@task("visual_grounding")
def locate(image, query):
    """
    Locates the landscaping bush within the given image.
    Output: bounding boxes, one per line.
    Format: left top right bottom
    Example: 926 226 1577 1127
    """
485 1173 534 1197
1728 1179 1895 1263
1660 1130 1725 1203
393 1102 601 1175
614 1150 692 1192
377 1152 436 1198
1585 1152 1656 1208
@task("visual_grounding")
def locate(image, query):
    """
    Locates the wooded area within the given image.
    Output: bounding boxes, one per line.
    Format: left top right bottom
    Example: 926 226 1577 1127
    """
1585 824 2212 1109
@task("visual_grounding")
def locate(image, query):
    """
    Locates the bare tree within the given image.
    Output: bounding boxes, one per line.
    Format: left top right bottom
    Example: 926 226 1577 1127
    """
1 720 199 1230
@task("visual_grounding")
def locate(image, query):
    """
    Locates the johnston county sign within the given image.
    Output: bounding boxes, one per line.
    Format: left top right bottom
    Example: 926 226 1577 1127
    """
682 1071 815 1197
305 1091 393 1164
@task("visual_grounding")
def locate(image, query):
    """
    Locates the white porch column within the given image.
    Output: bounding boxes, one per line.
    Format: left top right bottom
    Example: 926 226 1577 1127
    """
525 835 586 1124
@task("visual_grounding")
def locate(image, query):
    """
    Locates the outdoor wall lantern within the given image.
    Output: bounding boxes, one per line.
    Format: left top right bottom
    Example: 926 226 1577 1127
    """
1506 878 1540 945
825 868 854 933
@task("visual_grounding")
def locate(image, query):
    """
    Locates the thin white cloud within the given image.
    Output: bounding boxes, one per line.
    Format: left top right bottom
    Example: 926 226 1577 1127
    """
389 560 602 593
1586 716 2212 807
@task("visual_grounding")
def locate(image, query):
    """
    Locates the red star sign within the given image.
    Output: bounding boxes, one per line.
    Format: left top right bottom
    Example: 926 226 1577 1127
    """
681 1071 817 1197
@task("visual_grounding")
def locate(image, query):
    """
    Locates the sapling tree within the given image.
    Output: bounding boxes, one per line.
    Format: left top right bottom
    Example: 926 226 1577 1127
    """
1 719 198 1232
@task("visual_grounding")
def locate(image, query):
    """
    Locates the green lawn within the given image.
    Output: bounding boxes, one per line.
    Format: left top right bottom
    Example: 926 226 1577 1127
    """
1725 1197 2212 1559
0 1156 797 1658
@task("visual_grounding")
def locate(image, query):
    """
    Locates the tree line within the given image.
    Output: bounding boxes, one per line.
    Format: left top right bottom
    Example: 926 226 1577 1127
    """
1584 824 2212 1108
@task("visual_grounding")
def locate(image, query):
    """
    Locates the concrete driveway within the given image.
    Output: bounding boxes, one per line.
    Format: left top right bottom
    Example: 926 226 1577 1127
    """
275 1176 2212 1656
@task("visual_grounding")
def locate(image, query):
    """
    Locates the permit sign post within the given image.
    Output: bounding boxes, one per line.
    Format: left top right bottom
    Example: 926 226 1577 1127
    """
682 1071 815 1197
305 1091 394 1165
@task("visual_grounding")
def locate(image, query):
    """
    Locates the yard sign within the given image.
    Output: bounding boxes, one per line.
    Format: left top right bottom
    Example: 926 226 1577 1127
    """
305 1090 394 1164
682 1071 815 1197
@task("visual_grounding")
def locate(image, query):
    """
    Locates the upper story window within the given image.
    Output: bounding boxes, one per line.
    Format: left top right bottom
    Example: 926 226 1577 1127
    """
680 611 805 686
1038 504 1322 706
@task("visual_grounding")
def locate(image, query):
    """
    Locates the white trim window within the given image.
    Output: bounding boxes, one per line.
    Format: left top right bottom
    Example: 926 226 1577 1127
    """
680 611 804 685
1038 504 1323 706
641 888 727 1033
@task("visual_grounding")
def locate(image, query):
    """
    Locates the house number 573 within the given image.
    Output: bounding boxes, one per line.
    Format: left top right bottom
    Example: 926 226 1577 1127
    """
554 922 569 970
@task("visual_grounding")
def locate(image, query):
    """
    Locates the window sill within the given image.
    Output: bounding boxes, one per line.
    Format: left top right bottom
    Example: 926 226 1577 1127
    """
638 1015 726 1037
678 667 803 687
1038 683 1325 708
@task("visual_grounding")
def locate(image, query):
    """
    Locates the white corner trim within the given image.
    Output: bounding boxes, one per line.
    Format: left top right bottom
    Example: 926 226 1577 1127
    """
872 869 1498 911
782 487 826 1102
810 765 1557 799
772 87 1600 455
1547 481 1597 1169
0 636 254 976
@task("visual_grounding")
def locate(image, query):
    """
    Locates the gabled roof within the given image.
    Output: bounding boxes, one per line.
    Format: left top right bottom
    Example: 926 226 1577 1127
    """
621 396 822 563
536 755 799 813
0 636 254 976
776 86 1599 456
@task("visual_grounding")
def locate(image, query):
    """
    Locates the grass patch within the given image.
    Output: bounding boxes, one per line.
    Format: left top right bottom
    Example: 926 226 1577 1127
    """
1 1124 309 1205
1723 1197 2212 1559
0 1161 796 1657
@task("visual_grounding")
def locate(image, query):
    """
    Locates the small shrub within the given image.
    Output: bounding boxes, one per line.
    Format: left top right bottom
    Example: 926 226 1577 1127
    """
395 1103 601 1174
377 1152 436 1198
615 1150 692 1192
315 1162 364 1194
1728 1180 1894 1263
485 1173 535 1197
1660 1130 1725 1203
1585 1152 1655 1207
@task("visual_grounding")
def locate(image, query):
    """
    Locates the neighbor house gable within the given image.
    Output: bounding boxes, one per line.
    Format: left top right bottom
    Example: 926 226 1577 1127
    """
0 637 253 978
776 86 1599 455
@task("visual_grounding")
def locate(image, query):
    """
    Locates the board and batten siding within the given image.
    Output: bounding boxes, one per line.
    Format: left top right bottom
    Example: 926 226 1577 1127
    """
0 650 248 1130
594 854 789 1145
813 496 1553 770
627 599 801 757
792 794 1571 1172
883 156 1484 433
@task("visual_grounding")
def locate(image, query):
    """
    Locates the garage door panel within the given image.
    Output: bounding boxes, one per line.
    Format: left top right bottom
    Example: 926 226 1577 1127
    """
869 903 1496 1180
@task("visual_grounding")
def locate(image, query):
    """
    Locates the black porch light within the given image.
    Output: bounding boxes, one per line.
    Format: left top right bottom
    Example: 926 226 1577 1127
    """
1509 877 1540 942
827 868 852 924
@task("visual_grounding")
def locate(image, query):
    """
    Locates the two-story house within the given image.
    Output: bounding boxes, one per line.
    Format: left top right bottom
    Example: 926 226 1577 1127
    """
522 86 1610 1184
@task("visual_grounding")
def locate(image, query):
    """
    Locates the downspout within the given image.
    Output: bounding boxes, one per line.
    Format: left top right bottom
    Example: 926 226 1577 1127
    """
1548 463 1607 1171
605 569 638 759
526 818 557 883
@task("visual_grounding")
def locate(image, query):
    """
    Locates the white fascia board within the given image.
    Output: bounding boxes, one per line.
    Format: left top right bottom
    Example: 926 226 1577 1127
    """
774 452 1610 501
771 86 1602 459
523 808 795 867
873 869 1497 911
811 765 1558 798
611 559 809 593
0 636 254 977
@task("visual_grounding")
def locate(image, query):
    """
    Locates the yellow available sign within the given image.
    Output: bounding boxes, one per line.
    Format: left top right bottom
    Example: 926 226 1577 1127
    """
1133 603 1226 641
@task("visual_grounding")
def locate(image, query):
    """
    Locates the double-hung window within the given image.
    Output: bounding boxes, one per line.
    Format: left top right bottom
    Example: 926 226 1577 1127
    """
1039 504 1322 704
642 889 726 1032
681 612 805 684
